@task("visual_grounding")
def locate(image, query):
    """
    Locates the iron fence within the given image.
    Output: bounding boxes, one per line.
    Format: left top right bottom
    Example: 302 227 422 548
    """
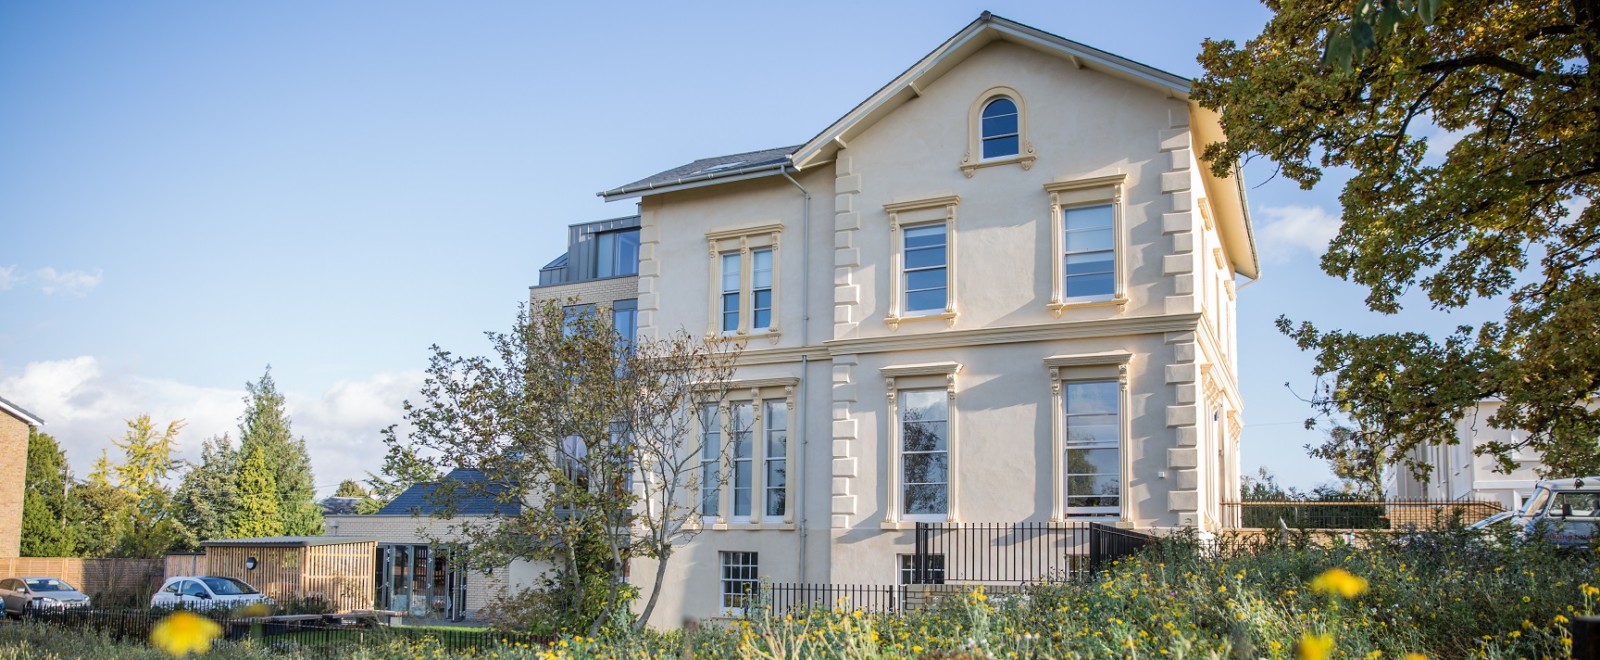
19 606 549 653
1223 498 1505 530
760 583 909 614
910 522 1154 584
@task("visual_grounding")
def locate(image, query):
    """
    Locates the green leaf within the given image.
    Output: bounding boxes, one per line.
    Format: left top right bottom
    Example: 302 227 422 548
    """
1323 32 1354 70
1377 4 1403 38
1418 0 1441 24
1352 21 1377 54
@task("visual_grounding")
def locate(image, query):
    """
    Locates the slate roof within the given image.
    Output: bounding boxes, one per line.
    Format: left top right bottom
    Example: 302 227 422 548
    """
320 496 365 515
376 468 521 516
0 394 44 427
202 536 376 548
600 144 800 200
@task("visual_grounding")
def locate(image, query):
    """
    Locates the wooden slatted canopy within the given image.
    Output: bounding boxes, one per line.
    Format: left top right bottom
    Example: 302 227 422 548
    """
200 537 376 612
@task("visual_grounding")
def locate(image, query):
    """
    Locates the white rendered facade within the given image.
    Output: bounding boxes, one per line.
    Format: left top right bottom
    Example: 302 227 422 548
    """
538 14 1257 626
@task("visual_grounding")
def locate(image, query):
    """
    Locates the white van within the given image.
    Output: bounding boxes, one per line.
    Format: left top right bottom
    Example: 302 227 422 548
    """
1476 477 1600 547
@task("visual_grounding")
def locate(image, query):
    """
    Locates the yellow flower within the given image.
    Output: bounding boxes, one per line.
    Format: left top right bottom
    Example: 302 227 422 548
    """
150 611 223 657
1310 568 1369 599
1297 632 1334 660
1556 614 1571 624
1403 654 1429 660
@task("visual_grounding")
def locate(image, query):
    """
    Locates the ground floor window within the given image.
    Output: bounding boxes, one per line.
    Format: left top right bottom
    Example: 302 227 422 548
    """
719 551 759 614
376 543 469 621
898 554 946 585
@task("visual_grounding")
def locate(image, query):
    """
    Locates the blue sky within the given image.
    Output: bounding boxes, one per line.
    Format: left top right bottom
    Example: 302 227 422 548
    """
0 1 1474 494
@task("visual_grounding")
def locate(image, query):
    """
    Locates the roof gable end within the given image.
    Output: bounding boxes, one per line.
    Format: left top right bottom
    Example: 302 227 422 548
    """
789 12 1192 171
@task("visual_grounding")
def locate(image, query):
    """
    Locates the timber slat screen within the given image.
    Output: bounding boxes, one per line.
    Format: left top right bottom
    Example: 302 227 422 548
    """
910 522 1154 584
1222 498 1506 530
204 541 374 612
0 558 161 597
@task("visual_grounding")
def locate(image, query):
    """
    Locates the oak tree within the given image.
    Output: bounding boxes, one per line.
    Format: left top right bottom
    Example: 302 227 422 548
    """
1195 0 1600 478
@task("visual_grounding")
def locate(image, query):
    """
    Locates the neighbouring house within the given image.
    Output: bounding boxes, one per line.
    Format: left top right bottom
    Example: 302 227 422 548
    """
323 468 542 621
1387 400 1550 511
532 214 640 341
530 12 1256 626
0 395 44 559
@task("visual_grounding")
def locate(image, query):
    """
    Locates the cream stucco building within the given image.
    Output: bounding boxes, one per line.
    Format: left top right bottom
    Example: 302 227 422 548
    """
1386 400 1549 511
521 13 1259 626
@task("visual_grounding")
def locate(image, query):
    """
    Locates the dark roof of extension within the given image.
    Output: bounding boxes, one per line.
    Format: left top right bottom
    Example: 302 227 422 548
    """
201 536 376 548
599 144 801 201
376 468 521 517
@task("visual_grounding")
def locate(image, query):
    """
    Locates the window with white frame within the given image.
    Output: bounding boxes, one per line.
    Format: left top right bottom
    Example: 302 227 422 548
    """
884 196 959 329
979 97 1020 159
900 390 949 517
763 399 787 517
903 224 948 314
1064 380 1122 515
961 86 1034 176
883 363 961 524
1045 175 1125 313
699 403 721 517
1048 354 1128 519
697 379 798 526
719 551 759 614
898 554 946 585
706 225 783 339
730 402 754 519
751 249 773 331
720 254 741 333
1063 205 1116 299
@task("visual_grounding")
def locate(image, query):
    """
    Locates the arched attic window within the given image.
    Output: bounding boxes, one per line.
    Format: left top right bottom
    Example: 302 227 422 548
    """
962 86 1035 177
980 97 1019 158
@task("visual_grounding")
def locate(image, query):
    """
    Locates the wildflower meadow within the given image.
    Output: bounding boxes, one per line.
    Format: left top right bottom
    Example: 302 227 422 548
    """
1 529 1595 658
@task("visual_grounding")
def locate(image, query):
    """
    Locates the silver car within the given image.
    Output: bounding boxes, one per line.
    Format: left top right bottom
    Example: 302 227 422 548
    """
0 577 90 616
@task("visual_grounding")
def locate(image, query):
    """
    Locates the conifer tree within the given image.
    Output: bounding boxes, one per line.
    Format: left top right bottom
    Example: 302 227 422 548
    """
21 430 75 557
237 368 322 535
69 451 128 557
172 434 240 549
231 441 284 538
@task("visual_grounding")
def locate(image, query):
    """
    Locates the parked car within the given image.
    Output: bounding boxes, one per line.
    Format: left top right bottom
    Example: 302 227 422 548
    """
150 576 273 610
0 577 90 617
1470 477 1600 548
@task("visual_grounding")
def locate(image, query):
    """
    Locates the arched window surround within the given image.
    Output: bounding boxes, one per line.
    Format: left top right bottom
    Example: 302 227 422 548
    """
961 86 1035 177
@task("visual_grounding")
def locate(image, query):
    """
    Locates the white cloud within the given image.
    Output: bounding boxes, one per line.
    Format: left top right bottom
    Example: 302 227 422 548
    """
1256 205 1342 262
0 266 17 291
1425 128 1466 162
32 267 102 297
0 357 423 495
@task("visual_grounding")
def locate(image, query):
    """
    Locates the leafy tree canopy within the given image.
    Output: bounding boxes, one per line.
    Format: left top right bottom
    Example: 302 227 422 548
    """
172 434 240 550
21 430 76 557
1195 0 1600 478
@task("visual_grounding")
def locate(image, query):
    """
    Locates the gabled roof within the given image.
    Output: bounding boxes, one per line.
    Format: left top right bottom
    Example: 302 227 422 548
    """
0 395 43 428
376 468 521 517
600 145 799 201
787 12 1192 172
595 12 1258 278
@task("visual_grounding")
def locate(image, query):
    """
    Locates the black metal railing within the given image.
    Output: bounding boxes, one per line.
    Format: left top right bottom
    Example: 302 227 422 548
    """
1224 498 1506 530
910 522 1154 584
760 583 908 614
20 606 549 652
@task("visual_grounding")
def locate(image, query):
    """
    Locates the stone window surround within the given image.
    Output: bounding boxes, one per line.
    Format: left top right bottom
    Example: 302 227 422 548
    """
697 377 799 531
705 223 783 344
881 361 962 528
961 85 1036 177
1046 351 1131 522
1046 173 1129 315
884 195 960 331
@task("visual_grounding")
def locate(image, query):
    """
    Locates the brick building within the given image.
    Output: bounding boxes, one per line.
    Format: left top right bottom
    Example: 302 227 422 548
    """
0 395 45 558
